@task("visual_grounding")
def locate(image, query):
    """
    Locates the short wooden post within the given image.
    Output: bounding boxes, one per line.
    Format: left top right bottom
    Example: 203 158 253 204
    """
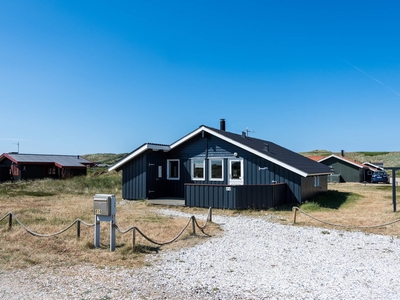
132 228 136 252
8 213 12 230
207 207 212 222
293 207 297 224
192 216 196 235
76 220 81 239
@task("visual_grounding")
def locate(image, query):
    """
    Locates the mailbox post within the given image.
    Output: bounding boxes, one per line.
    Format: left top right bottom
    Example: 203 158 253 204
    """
93 194 116 251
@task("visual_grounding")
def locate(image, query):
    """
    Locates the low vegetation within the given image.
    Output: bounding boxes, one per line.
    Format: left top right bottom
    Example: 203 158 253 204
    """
0 172 220 269
2 152 400 270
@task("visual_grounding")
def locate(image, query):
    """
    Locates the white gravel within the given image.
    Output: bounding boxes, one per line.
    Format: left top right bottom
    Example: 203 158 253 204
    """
1 209 400 299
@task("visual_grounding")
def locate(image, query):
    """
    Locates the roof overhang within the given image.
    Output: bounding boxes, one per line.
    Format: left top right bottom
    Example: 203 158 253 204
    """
318 154 365 169
108 144 170 172
179 126 322 177
108 126 331 177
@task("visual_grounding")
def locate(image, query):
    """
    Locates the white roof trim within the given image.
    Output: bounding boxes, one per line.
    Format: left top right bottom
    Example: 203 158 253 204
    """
195 127 310 177
108 144 170 171
318 154 365 169
109 126 330 177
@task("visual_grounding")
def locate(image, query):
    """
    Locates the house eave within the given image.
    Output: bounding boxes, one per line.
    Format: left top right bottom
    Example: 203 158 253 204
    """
197 126 311 177
108 144 170 172
319 154 365 169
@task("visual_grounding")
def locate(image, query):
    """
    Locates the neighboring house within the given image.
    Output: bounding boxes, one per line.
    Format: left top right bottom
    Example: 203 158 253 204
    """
315 154 376 183
0 153 94 182
109 120 332 209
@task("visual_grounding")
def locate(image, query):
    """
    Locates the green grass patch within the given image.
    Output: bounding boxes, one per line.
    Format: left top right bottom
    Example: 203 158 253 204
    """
357 152 390 156
301 190 362 211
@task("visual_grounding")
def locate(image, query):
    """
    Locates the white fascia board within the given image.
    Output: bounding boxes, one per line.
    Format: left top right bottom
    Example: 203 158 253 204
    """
319 154 363 169
170 127 205 149
200 127 310 177
108 144 170 171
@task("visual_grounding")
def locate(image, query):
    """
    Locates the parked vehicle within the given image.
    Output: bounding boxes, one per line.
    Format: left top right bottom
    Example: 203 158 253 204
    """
371 171 390 184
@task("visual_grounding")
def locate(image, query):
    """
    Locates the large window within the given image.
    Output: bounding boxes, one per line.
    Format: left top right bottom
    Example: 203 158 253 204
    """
209 159 224 181
167 159 180 180
191 159 205 180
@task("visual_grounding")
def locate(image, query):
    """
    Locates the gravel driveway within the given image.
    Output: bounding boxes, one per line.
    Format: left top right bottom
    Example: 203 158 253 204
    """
1 209 400 299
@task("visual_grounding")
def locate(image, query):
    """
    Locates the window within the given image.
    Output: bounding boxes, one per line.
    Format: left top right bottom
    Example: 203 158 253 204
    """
191 159 205 180
314 176 320 187
167 159 180 180
209 159 223 181
229 159 244 185
231 161 242 179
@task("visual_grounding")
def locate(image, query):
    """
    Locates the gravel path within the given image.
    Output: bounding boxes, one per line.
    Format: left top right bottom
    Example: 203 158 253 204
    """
1 210 400 299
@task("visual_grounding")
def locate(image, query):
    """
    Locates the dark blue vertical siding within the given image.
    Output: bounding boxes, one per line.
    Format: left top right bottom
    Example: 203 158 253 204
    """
120 132 326 204
185 183 288 209
122 151 147 200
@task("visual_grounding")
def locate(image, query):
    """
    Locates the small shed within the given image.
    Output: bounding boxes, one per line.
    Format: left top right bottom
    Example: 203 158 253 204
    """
0 153 94 182
109 120 332 208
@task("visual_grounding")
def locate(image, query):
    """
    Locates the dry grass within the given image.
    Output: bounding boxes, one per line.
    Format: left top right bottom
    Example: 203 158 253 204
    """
2 181 400 270
268 183 400 236
0 194 220 270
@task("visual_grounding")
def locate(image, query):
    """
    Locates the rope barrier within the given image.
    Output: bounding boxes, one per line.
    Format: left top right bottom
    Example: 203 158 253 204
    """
0 212 94 237
0 208 213 246
292 206 400 228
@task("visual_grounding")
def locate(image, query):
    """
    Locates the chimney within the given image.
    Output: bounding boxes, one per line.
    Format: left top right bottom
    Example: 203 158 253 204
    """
341 150 344 157
220 119 226 131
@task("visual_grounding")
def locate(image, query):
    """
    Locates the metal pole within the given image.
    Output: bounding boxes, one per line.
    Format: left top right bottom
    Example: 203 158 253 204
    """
110 219 116 251
94 216 100 248
392 171 397 212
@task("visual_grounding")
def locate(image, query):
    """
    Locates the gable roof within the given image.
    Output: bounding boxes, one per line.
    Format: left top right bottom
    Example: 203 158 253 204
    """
317 154 367 169
0 153 93 168
109 125 332 177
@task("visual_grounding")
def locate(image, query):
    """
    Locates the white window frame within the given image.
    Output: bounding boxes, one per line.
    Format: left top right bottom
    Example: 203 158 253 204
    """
167 159 180 180
209 158 224 181
191 159 205 181
229 159 244 185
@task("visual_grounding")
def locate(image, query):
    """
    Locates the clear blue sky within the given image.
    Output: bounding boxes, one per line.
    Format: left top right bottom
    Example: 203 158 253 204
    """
1 1 400 155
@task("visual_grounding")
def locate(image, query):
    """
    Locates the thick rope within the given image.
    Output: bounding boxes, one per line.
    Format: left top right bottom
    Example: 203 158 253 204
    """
292 206 400 228
0 212 94 237
1 208 212 244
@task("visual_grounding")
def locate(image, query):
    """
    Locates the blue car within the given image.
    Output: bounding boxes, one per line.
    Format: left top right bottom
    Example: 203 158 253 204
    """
371 171 390 184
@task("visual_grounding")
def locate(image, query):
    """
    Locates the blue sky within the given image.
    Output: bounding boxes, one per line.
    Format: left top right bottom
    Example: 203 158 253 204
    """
1 1 400 155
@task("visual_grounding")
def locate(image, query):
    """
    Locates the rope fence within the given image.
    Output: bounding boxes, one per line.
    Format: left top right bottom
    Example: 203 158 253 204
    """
292 206 400 229
0 208 213 251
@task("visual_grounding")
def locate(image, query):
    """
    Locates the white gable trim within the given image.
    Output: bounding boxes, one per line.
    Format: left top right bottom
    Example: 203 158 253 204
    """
109 126 330 177
183 127 309 177
108 144 170 172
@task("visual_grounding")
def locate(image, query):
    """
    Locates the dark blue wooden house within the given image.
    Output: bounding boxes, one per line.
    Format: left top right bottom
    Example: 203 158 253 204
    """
109 120 332 209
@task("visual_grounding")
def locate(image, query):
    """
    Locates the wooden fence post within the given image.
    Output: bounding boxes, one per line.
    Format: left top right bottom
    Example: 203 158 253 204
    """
293 207 297 224
76 220 81 239
8 213 12 230
192 216 196 235
207 207 212 222
132 228 136 252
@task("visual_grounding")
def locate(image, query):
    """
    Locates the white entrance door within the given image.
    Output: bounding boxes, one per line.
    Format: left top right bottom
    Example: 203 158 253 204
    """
229 159 243 185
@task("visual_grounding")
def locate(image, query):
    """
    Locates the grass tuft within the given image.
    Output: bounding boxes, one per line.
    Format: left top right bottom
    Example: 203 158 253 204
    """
301 190 361 211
